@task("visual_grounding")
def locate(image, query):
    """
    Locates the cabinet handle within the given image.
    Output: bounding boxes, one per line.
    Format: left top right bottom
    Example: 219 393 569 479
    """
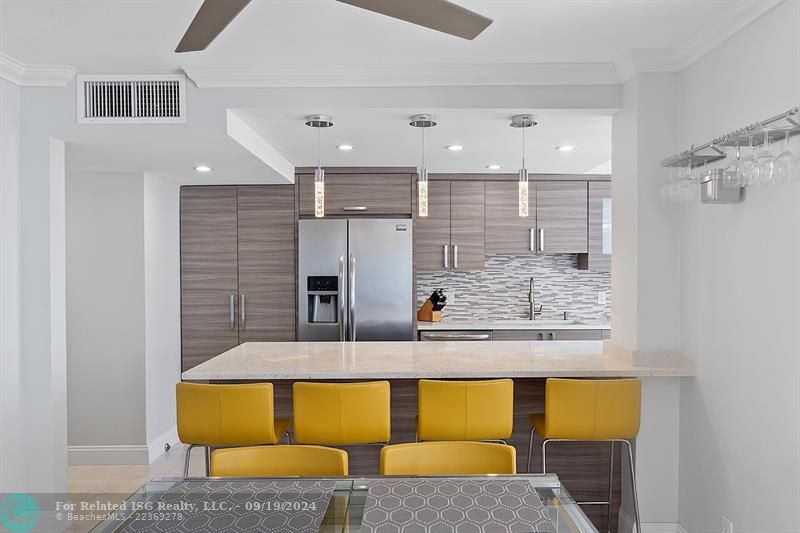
530 228 535 252
349 254 357 341
342 206 368 211
550 332 556 341
239 294 246 328
453 245 459 269
538 228 545 252
538 332 544 340
443 244 449 268
229 294 236 329
338 255 346 341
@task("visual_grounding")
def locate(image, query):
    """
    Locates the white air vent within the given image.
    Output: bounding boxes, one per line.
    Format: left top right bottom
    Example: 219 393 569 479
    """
77 74 186 124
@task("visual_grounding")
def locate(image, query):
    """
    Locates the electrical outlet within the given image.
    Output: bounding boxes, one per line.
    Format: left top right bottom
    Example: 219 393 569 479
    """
721 516 733 533
597 291 607 305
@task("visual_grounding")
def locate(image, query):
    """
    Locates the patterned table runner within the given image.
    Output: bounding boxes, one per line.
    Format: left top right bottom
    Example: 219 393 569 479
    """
120 479 336 532
360 479 556 533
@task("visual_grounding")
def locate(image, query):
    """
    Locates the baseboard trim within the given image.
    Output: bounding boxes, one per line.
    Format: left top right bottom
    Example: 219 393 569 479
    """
68 445 149 465
147 425 179 463
618 509 686 533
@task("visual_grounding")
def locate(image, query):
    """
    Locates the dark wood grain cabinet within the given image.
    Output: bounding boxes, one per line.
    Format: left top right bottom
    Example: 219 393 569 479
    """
180 186 240 372
535 182 588 254
415 181 485 271
298 173 412 216
578 182 612 271
414 181 452 270
485 181 536 254
180 185 296 371
449 181 485 270
484 180 588 254
236 186 296 344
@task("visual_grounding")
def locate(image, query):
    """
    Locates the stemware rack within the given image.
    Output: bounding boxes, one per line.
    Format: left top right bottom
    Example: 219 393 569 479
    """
660 106 800 169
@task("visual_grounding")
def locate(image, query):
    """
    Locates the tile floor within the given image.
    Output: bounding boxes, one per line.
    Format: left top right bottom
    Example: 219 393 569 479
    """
66 444 202 532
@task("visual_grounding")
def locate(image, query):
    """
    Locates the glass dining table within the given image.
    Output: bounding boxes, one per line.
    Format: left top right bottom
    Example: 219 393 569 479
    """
90 474 598 532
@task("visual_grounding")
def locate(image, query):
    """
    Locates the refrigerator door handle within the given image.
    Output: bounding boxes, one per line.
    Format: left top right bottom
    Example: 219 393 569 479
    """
349 253 357 341
338 255 346 341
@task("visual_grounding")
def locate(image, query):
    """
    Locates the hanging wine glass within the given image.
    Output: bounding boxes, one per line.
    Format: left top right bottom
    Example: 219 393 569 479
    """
740 136 756 186
722 143 743 187
774 132 797 183
755 128 775 186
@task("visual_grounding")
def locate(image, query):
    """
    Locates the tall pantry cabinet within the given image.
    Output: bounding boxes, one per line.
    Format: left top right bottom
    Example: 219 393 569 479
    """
180 185 296 371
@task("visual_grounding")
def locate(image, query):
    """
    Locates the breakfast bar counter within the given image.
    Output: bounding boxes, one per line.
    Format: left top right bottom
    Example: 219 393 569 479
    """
179 340 690 532
181 340 693 381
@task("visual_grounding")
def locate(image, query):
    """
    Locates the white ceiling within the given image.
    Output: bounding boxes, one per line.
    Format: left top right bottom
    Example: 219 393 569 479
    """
0 0 752 72
66 136 291 185
235 108 611 174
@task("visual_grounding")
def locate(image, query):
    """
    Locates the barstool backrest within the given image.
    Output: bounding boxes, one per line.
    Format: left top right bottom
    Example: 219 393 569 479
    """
418 379 514 441
380 441 516 475
176 382 282 446
544 378 641 440
293 381 391 445
211 445 349 477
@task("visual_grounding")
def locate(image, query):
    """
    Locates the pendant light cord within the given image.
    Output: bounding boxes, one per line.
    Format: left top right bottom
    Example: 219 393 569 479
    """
317 127 321 170
421 127 426 169
522 125 526 169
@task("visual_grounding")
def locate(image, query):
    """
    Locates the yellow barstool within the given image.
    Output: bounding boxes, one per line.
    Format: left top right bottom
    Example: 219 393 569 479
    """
527 378 642 533
416 379 513 442
176 382 291 477
292 381 391 445
210 445 348 477
380 441 516 476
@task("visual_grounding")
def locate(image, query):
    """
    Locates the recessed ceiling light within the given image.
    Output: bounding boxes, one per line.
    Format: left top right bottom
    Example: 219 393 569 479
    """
486 164 502 170
337 144 354 151
194 165 212 172
556 145 575 152
447 145 464 152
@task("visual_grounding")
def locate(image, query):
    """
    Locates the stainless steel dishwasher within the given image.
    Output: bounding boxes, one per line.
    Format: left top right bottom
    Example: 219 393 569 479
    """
419 330 493 341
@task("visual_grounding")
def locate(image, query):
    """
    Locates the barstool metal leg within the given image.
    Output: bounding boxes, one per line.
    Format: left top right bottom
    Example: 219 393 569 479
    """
624 440 642 533
526 427 535 473
542 439 550 473
204 446 211 476
607 441 615 533
183 444 196 478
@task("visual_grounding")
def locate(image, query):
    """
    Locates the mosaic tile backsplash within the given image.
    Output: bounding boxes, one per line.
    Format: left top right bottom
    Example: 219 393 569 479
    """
417 254 611 322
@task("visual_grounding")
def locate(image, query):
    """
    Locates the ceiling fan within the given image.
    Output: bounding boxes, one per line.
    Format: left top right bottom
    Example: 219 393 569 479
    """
175 0 493 53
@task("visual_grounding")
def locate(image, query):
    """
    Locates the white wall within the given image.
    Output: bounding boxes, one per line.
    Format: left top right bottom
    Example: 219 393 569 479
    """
66 170 181 464
143 173 181 461
0 78 23 491
677 2 800 532
66 171 147 451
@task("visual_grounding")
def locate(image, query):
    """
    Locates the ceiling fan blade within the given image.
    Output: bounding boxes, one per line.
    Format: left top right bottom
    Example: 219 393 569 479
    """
336 0 492 40
175 0 252 53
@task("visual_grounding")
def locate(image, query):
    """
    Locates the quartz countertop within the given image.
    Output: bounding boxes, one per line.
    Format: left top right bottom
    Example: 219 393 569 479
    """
181 341 692 381
416 320 611 331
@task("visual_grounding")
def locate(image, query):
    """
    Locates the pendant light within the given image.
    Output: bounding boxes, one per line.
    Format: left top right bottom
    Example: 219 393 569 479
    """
305 114 334 218
510 114 537 217
410 114 437 217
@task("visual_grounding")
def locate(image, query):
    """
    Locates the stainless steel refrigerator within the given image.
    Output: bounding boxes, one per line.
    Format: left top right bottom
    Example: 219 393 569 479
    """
298 219 413 341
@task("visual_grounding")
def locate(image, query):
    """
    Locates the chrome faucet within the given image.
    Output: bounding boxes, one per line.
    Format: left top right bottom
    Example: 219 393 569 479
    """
528 277 543 320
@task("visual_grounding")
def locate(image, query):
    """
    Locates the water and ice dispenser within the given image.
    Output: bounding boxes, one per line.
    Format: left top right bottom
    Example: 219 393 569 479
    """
307 276 339 324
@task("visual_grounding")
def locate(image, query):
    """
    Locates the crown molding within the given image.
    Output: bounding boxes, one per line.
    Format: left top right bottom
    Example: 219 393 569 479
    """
672 0 782 70
0 52 77 86
614 49 680 83
182 62 620 88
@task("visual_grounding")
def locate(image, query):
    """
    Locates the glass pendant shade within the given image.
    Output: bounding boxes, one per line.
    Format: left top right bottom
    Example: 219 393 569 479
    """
518 168 529 217
314 167 325 218
418 168 429 217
